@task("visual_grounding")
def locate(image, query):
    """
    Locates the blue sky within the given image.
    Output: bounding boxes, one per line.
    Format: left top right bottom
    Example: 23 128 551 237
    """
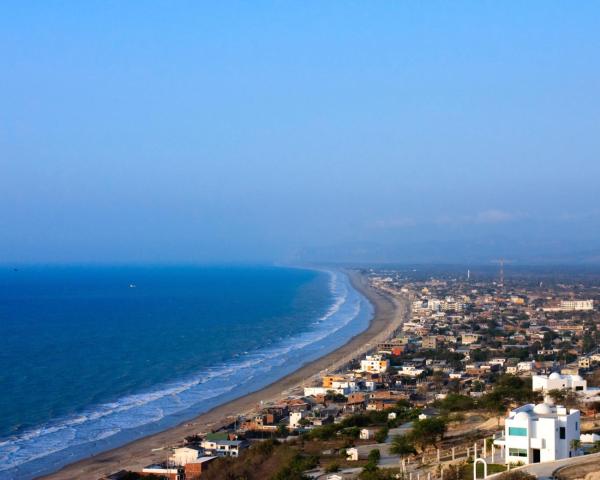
1 2 600 264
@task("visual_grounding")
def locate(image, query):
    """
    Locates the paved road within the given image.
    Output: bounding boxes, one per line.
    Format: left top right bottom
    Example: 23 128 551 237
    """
486 451 600 479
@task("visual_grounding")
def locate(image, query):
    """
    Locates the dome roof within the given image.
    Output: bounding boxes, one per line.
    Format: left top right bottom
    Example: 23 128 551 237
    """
549 372 562 380
515 411 531 421
533 403 553 415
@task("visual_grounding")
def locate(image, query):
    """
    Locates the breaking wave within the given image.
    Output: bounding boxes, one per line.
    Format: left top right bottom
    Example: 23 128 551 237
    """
0 269 372 479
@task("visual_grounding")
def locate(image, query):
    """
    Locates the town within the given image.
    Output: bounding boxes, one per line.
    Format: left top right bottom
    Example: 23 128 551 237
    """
106 266 600 480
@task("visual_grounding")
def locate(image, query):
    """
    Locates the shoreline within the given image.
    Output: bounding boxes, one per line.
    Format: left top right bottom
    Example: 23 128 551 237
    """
39 269 408 480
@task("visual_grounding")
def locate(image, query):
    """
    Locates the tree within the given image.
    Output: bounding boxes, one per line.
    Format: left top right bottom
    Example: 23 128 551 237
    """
547 389 566 404
437 393 475 412
375 427 389 443
410 417 447 451
368 449 381 464
390 434 416 456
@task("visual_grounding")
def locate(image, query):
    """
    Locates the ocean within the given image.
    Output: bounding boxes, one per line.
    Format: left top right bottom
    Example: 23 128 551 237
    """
0 265 372 479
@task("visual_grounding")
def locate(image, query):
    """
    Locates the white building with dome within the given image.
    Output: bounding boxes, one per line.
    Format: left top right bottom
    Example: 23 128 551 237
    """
494 402 580 464
532 372 587 393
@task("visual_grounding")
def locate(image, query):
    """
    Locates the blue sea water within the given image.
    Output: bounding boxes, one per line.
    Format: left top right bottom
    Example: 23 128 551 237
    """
0 265 372 479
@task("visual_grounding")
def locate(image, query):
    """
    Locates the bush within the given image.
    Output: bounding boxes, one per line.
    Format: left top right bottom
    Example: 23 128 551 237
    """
368 448 381 464
390 434 416 456
325 462 340 473
436 393 475 412
375 426 389 443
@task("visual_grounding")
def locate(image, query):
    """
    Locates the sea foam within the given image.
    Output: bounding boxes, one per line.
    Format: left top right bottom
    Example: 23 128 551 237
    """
0 269 372 480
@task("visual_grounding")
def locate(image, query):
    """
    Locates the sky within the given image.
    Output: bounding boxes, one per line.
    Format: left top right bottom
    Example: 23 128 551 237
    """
2 1 600 264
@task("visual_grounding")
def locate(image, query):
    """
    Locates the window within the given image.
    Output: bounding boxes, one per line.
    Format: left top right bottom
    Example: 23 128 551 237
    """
576 386 583 391
559 427 565 439
509 427 528 437
509 448 528 457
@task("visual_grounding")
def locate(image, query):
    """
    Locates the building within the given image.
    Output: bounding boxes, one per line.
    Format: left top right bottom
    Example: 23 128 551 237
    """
346 447 359 461
532 373 587 393
495 402 580 464
322 375 345 388
543 300 594 312
359 354 390 374
517 361 534 372
169 447 204 466
289 411 304 429
461 333 481 345
169 447 217 480
578 357 591 369
422 336 437 350
141 465 182 480
200 437 246 457
183 457 217 479
398 365 424 377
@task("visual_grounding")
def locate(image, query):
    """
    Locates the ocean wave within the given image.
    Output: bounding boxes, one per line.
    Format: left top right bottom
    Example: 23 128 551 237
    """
0 269 372 477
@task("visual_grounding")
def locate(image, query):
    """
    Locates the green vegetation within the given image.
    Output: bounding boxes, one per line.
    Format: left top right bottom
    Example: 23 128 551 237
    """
358 467 400 480
368 448 381 463
375 426 389 443
459 462 507 480
305 406 418 441
479 375 537 414
411 417 447 451
390 417 446 455
435 393 475 412
271 453 318 480
358 449 396 480
203 439 317 480
390 434 416 456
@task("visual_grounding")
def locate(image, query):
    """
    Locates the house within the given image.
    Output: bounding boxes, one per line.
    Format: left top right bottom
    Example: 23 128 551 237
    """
323 375 345 388
494 402 580 464
201 435 246 457
578 357 591 369
359 354 390 374
290 411 304 429
398 366 424 377
141 465 182 480
169 447 204 466
418 407 439 420
461 333 480 345
532 373 587 393
346 447 359 461
517 361 534 372
359 428 376 440
581 433 600 444
182 457 217 479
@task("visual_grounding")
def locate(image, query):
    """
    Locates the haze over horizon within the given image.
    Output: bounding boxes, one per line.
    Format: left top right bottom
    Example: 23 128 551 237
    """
2 2 600 265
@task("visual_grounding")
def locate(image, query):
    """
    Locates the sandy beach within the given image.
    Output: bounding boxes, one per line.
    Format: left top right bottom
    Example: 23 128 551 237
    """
40 270 409 480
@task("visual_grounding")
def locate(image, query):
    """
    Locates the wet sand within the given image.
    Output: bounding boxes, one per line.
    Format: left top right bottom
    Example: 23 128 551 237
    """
41 270 408 479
